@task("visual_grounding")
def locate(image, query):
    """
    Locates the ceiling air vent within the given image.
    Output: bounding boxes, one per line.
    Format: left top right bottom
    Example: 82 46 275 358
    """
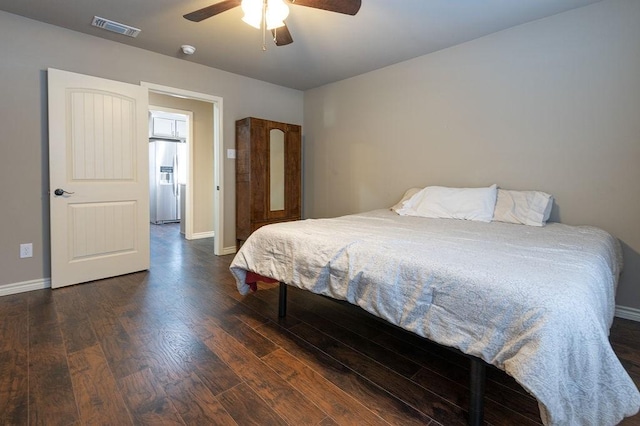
91 16 141 38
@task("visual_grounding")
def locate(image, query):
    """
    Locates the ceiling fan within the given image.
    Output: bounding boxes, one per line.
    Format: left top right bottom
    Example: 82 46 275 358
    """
183 0 362 47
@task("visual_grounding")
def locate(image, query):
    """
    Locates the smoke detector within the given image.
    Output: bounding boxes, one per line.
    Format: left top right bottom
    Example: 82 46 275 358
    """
91 16 141 37
181 45 196 55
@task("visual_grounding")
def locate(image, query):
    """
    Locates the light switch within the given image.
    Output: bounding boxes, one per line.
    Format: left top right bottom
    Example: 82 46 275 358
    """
227 149 236 159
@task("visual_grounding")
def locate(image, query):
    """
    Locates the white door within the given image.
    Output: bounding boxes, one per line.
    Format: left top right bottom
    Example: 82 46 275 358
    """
48 68 150 289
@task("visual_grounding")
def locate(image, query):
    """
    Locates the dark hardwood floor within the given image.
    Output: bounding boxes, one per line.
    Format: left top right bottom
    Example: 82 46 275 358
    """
1 223 639 425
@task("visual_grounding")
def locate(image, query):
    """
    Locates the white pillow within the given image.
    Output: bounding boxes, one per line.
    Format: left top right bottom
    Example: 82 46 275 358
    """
397 184 498 223
493 189 553 227
390 187 422 213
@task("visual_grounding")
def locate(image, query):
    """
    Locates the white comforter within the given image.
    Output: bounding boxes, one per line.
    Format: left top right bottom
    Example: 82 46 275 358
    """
230 209 640 425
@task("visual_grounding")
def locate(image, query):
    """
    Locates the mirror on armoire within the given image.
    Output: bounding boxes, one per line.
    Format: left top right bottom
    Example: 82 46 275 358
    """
269 128 285 212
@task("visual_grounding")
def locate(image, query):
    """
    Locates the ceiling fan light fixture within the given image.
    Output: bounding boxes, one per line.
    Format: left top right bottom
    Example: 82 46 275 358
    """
266 0 289 29
241 0 263 28
266 20 285 30
241 0 289 30
241 13 262 29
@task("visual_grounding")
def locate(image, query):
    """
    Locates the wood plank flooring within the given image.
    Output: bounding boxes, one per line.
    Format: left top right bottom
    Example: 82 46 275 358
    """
0 223 639 425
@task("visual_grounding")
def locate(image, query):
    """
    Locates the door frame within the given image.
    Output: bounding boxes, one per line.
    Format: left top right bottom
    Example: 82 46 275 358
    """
142 82 224 256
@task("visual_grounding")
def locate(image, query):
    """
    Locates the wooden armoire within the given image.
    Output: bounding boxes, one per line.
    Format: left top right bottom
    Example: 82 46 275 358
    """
235 117 301 248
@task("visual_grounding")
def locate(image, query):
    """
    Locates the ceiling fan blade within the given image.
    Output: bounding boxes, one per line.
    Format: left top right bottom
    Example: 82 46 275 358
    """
184 0 242 22
290 0 362 15
272 23 294 46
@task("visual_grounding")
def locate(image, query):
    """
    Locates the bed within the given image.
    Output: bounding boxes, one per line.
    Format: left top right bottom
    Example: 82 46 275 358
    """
229 208 640 425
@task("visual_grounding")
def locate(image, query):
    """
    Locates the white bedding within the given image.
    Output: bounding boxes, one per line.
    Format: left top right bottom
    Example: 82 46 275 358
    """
229 209 640 425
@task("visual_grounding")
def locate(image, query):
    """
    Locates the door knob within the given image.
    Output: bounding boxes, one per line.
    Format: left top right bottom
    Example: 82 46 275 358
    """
54 188 74 196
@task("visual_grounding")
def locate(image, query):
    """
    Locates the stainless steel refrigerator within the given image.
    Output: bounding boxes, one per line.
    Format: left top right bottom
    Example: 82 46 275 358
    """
149 139 185 224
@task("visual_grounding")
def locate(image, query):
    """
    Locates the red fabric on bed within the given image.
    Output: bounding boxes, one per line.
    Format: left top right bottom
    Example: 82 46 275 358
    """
245 271 278 292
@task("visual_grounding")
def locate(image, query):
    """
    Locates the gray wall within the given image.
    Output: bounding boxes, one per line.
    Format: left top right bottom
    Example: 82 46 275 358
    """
303 0 640 311
0 10 303 289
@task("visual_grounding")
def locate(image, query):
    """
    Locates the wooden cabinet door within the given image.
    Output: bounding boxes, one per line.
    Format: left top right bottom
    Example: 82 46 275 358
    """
285 124 302 219
250 119 268 223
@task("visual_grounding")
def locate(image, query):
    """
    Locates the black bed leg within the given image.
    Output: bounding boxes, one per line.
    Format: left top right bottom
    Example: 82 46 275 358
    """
469 357 486 426
278 282 287 318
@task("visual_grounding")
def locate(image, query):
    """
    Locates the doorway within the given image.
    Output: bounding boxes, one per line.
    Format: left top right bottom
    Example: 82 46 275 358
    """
148 106 192 239
142 82 224 256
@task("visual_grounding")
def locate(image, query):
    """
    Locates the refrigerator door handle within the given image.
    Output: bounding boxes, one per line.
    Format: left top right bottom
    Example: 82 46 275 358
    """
173 154 178 197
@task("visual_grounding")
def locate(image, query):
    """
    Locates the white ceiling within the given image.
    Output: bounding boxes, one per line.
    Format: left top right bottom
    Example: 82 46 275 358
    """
0 0 603 90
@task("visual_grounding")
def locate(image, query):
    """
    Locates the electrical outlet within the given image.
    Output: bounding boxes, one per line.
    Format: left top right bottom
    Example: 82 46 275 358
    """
20 243 33 259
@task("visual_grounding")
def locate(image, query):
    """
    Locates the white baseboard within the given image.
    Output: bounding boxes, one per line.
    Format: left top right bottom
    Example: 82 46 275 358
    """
222 246 237 255
190 231 215 240
1 277 636 323
186 231 236 254
615 305 640 322
0 278 51 297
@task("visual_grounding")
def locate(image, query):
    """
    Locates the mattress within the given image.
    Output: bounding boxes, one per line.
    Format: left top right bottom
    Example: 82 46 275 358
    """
230 209 640 425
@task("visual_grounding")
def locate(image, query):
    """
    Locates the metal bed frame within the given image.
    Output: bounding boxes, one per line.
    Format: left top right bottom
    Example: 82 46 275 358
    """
277 282 487 426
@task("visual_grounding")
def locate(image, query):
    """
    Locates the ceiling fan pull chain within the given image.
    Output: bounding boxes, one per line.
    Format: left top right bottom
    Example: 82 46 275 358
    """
262 0 267 50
